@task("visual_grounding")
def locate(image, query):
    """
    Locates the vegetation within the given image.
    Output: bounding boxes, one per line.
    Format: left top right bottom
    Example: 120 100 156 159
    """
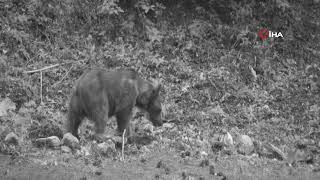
0 0 320 179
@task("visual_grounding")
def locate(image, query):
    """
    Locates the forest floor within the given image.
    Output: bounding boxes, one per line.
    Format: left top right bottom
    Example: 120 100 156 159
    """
1 148 319 180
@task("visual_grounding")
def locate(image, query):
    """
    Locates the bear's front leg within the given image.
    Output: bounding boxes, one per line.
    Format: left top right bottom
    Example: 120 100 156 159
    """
115 107 133 137
91 105 111 142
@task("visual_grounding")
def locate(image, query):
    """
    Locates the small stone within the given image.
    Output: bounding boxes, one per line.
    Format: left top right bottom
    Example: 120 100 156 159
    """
35 136 60 148
221 132 233 147
23 100 36 108
61 145 72 153
80 146 91 156
4 132 19 145
163 123 174 129
237 135 254 155
62 133 80 149
143 124 154 133
96 140 116 157
74 146 91 158
140 146 151 154
200 151 208 158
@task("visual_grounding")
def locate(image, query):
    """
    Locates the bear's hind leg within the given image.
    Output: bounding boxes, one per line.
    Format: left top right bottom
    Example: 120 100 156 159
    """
67 94 85 139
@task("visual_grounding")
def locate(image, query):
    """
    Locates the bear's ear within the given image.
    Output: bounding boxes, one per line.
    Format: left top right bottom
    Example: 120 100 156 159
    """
151 79 161 97
153 83 161 97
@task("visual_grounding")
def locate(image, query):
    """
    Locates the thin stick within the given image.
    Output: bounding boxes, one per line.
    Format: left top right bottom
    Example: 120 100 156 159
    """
25 64 61 74
40 71 43 104
121 129 126 161
24 60 87 74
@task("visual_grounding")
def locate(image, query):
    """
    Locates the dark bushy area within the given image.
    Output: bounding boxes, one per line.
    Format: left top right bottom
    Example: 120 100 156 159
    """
0 0 320 179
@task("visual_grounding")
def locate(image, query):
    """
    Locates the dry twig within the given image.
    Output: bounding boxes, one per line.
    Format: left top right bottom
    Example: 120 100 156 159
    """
121 129 126 161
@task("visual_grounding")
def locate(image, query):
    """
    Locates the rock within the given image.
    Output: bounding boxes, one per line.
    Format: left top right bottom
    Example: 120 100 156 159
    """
23 100 36 108
140 145 151 154
200 151 208 158
221 131 233 147
62 133 80 149
81 146 91 156
163 122 174 129
96 140 116 157
143 123 154 133
75 146 91 158
4 132 19 145
61 145 72 153
35 136 61 148
237 135 254 155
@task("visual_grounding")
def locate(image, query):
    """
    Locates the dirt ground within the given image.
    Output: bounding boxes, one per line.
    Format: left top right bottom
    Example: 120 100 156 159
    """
1 147 319 180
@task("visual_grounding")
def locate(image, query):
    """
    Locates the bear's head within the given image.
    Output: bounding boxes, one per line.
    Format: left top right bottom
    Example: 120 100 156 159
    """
136 80 163 127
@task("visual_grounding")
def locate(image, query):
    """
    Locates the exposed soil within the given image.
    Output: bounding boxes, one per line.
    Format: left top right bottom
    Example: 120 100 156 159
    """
1 148 319 180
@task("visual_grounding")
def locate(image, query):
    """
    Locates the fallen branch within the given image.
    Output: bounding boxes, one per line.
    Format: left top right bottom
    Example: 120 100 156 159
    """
25 64 61 74
267 143 287 160
24 60 87 74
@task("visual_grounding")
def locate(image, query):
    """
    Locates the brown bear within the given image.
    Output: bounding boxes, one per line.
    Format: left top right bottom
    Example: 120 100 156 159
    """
67 69 163 140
